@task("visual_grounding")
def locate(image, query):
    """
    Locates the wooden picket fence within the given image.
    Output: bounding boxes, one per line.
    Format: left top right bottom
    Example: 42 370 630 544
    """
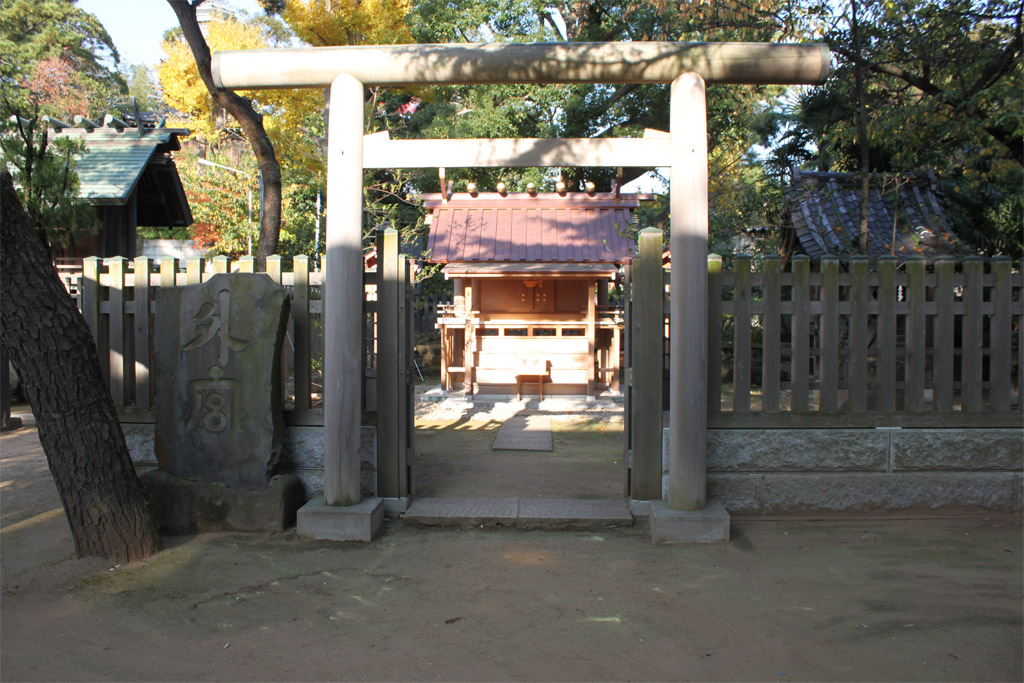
697 255 1022 426
74 254 376 425
72 251 1022 430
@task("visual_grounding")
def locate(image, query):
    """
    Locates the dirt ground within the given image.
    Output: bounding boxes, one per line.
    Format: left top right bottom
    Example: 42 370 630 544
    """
2 420 1022 682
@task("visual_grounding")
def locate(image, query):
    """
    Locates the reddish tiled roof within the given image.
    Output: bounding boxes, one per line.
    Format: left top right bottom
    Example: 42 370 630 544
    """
424 192 638 264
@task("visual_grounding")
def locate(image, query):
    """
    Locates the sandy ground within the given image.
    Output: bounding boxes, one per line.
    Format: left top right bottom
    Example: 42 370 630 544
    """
2 422 1022 682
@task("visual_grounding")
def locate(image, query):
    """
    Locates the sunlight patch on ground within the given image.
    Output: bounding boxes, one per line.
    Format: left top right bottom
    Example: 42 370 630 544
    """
1 508 63 534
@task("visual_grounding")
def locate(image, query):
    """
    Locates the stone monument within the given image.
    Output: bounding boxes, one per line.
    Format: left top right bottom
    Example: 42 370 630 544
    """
155 273 290 490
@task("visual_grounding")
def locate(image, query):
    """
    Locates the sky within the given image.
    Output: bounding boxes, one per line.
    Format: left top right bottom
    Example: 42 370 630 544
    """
76 0 265 68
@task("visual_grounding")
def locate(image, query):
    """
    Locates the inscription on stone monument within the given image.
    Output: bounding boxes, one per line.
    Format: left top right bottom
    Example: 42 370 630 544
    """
155 273 290 490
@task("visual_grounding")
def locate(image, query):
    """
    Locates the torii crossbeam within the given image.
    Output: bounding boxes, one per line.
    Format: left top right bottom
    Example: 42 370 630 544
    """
213 41 830 539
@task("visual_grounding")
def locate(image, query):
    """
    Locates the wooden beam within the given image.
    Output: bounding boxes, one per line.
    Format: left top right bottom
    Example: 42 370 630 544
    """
213 42 830 90
362 137 671 169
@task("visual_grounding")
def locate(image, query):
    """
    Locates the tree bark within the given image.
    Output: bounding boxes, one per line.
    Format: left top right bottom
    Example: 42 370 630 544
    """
850 0 871 253
0 172 159 563
168 0 282 269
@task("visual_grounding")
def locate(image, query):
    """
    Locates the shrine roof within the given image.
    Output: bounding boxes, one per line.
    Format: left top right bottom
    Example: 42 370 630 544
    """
788 169 967 263
423 192 638 265
52 126 192 227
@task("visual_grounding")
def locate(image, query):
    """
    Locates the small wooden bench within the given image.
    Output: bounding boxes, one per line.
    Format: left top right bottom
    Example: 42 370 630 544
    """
515 358 549 400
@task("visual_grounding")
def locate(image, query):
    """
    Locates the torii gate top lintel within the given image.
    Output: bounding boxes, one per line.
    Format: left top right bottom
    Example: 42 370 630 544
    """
212 41 830 90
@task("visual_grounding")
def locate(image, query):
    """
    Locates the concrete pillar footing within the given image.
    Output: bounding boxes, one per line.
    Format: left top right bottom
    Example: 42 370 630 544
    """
297 496 383 542
650 499 730 544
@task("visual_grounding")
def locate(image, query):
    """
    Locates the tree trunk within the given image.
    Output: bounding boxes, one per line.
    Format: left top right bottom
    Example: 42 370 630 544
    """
850 0 871 253
0 172 159 563
167 0 282 269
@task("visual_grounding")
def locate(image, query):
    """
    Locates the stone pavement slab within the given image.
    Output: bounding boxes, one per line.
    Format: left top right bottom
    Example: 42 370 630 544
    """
492 415 552 451
404 497 633 530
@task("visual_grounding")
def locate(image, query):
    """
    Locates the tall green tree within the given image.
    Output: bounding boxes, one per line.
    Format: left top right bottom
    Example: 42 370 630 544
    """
0 0 129 251
775 0 1022 256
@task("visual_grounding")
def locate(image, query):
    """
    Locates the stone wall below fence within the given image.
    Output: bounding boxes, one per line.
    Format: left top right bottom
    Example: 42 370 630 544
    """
125 424 377 501
661 428 1023 516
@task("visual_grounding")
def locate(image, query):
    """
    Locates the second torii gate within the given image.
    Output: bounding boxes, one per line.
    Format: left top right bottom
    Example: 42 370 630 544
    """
213 41 830 541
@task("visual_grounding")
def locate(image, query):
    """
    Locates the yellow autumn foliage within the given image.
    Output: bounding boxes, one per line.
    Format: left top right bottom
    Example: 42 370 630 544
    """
158 15 326 173
282 0 412 47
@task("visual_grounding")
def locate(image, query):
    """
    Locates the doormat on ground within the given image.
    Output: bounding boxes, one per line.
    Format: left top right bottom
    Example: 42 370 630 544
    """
492 415 552 451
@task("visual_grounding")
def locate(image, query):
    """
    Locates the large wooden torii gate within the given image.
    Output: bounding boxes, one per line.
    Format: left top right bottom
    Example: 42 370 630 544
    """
213 41 830 541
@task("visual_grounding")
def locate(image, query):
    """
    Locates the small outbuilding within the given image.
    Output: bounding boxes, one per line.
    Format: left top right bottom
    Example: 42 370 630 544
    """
51 121 193 265
425 191 639 399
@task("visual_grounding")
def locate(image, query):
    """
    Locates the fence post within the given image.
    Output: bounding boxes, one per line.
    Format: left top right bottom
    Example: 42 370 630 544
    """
963 257 984 411
791 255 810 412
905 257 926 412
213 255 230 274
377 228 402 499
877 256 898 412
134 256 153 411
631 227 664 501
820 257 839 412
761 256 780 413
266 255 283 284
934 257 955 412
848 256 869 411
160 257 178 288
733 255 751 412
186 257 204 285
105 256 127 407
707 254 722 414
990 257 1012 412
238 256 255 273
293 255 311 411
82 257 102 349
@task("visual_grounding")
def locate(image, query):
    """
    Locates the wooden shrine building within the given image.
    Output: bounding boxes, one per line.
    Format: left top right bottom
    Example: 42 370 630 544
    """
425 191 639 398
51 120 193 265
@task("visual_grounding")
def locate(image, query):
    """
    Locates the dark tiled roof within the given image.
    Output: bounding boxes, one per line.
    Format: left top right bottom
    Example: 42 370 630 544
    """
53 127 193 227
424 192 638 264
788 170 965 263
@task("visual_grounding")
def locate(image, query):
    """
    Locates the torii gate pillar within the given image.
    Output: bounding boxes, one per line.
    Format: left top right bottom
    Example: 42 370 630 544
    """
647 72 731 543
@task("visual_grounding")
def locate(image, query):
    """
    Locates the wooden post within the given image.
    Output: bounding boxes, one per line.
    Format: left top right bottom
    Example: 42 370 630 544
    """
587 278 597 397
990 257 1012 412
213 255 230 274
106 256 126 407
762 256 781 412
905 257 926 412
631 227 665 501
707 255 722 414
877 257 898 412
159 257 178 288
963 257 983 412
733 255 751 412
238 256 255 273
293 255 311 411
82 257 101 349
266 254 283 284
791 255 810 412
667 72 707 511
323 72 365 507
934 257 955 412
849 256 869 411
377 228 401 498
464 279 474 395
820 257 839 412
133 256 152 411
186 257 203 285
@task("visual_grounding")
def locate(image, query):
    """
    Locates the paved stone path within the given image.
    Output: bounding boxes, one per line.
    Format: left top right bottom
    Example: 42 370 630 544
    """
492 414 552 450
